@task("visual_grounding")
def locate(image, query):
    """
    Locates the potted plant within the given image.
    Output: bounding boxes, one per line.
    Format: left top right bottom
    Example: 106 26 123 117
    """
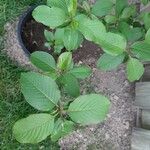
14 0 150 145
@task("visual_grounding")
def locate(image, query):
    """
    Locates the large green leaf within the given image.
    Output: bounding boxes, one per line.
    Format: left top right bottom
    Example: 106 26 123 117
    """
126 57 144 82
76 14 126 55
21 72 60 111
91 0 114 17
31 51 56 72
47 0 68 13
118 22 144 42
63 27 83 51
13 114 54 143
68 94 110 125
60 73 80 97
97 53 125 71
145 28 150 43
131 41 150 61
57 52 73 71
51 119 74 142
32 5 68 28
69 66 92 79
115 0 128 16
99 32 126 55
75 14 106 42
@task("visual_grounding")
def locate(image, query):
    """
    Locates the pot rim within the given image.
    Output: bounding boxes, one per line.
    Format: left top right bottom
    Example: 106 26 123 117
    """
17 6 37 57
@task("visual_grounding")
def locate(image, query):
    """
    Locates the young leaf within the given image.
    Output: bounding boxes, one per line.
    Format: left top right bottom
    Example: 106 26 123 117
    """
141 12 150 30
145 28 150 43
118 22 144 42
97 53 125 71
31 51 56 72
13 114 54 143
141 0 150 5
65 0 77 16
57 52 73 71
44 30 54 42
75 14 106 42
104 15 117 24
21 72 60 111
32 5 68 28
100 32 126 55
51 119 74 142
91 0 113 17
69 66 92 79
47 0 68 13
63 27 83 51
68 94 110 125
120 5 136 19
115 0 128 16
60 73 80 97
131 41 150 61
126 57 144 82
54 28 65 53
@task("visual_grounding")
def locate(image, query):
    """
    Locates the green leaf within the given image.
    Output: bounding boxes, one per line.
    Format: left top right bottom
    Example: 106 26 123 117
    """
120 5 136 19
54 28 65 53
118 22 144 42
131 41 150 61
145 28 150 43
75 14 126 55
21 72 60 111
32 5 68 28
97 53 125 71
60 73 80 97
54 45 64 54
57 52 73 71
44 30 54 42
141 12 150 30
104 15 117 24
47 0 68 13
82 1 91 13
100 32 126 55
55 28 65 44
69 66 92 79
51 119 74 142
126 57 144 82
65 0 77 16
116 0 128 16
13 114 54 143
68 94 110 125
31 51 56 72
141 0 150 5
63 27 83 51
75 14 106 42
91 0 114 17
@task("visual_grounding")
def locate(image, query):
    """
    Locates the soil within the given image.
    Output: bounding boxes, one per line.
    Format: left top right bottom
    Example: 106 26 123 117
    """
22 18 102 64
22 19 51 53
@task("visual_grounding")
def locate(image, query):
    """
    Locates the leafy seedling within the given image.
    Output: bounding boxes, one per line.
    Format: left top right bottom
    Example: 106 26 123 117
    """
31 51 92 97
13 72 110 143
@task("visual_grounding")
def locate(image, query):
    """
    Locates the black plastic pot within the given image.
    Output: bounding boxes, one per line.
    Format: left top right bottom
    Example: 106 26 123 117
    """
17 6 37 57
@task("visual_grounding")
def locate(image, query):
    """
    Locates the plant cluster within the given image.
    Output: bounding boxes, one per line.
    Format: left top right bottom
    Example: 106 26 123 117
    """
13 0 150 145
32 0 150 81
13 51 110 143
